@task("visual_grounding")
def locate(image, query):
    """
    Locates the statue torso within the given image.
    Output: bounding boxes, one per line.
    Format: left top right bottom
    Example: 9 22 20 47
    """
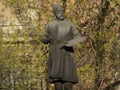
48 19 73 44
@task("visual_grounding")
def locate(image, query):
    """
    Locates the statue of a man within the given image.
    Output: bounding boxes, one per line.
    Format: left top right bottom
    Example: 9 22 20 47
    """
41 4 86 90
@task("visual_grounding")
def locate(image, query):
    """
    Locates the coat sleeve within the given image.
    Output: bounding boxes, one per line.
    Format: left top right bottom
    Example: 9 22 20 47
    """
41 24 52 44
71 24 81 39
65 23 86 47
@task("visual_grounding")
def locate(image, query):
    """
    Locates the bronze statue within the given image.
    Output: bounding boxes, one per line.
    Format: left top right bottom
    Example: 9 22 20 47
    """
41 4 86 90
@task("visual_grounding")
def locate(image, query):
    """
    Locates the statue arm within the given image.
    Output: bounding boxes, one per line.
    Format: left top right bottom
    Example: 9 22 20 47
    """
65 24 86 47
41 24 52 44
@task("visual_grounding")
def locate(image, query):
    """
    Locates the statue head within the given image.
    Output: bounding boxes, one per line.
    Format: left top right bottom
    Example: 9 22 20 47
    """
53 4 65 20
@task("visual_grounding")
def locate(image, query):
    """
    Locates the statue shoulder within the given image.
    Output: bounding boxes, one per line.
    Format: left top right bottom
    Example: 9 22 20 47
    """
65 19 75 26
46 19 58 28
65 19 78 30
47 19 57 26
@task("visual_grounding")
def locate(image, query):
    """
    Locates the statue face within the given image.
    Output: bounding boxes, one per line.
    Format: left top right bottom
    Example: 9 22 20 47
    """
54 10 65 20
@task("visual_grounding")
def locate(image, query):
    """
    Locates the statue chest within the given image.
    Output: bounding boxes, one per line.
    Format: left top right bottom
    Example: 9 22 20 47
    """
50 21 72 41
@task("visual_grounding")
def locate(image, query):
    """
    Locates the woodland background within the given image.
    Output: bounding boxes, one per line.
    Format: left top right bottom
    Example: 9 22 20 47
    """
0 0 120 90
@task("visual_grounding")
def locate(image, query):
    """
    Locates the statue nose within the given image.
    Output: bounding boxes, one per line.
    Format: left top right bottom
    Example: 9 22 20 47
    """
58 13 63 16
60 12 64 15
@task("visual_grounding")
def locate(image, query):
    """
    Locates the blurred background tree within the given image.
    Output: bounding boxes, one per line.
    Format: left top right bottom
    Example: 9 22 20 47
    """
0 0 120 90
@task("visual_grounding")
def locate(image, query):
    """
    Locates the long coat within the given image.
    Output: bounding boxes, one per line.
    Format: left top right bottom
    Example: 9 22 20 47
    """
41 19 83 84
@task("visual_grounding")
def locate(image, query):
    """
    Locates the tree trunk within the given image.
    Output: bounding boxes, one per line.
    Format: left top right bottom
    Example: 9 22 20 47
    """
10 70 15 90
93 0 110 89
62 0 67 11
